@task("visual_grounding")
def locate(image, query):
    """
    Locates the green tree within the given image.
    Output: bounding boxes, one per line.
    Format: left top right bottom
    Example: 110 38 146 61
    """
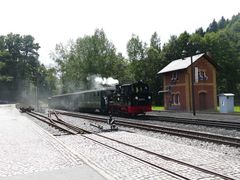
36 65 58 98
127 34 146 62
195 27 205 37
0 33 55 103
159 13 240 104
150 32 161 52
0 51 12 82
218 16 228 29
207 19 218 33
126 34 147 83
53 29 127 92
126 32 165 105
161 32 191 62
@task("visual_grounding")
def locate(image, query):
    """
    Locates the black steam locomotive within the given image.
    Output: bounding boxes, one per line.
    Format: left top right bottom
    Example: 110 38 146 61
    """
49 81 151 115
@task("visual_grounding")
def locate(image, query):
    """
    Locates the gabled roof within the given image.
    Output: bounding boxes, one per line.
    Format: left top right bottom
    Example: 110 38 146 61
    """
158 53 205 74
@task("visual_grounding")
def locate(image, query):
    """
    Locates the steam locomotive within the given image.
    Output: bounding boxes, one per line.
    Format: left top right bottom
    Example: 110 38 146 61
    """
49 81 152 115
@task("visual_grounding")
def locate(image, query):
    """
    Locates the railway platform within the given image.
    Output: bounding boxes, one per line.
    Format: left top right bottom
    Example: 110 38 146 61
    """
0 104 106 180
150 110 240 122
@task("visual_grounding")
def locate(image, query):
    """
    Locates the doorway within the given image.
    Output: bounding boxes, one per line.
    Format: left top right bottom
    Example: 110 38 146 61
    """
199 92 207 110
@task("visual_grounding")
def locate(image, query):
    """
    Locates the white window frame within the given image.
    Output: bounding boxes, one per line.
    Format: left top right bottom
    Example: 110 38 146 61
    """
198 69 208 81
171 71 178 81
171 93 180 105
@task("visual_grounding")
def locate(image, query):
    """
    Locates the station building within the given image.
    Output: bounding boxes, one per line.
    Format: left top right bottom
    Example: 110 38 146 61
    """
158 53 218 111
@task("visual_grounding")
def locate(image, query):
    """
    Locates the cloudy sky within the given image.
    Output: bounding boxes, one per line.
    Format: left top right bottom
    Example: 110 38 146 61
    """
1 0 239 66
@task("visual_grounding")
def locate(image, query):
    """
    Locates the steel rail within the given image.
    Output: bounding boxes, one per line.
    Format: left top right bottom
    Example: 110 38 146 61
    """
30 111 89 134
30 111 190 179
52 111 234 180
144 114 240 130
31 111 88 134
36 111 235 180
55 110 240 147
26 112 78 135
89 133 234 180
116 121 240 147
81 134 191 180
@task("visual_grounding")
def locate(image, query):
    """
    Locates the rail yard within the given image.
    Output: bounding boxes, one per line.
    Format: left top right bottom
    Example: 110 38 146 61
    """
1 2 240 180
1 104 240 179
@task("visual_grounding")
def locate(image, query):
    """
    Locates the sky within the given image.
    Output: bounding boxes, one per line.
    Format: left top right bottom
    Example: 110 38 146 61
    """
1 0 240 66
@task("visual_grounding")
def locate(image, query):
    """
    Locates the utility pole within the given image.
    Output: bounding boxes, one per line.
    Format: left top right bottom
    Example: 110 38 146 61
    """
190 55 196 116
182 44 199 116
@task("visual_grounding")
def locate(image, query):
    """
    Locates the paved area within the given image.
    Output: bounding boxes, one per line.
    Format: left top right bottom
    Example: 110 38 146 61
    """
149 110 240 122
1 166 105 180
59 131 240 180
59 134 181 180
1 104 240 179
0 104 106 180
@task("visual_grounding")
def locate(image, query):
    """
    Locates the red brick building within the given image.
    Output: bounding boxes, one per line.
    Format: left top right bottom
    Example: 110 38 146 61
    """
158 53 218 111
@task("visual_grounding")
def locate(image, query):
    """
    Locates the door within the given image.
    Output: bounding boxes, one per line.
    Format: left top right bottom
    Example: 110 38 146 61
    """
199 92 207 110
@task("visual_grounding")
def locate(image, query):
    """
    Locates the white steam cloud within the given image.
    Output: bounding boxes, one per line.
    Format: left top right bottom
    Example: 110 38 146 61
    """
95 77 119 86
86 75 119 89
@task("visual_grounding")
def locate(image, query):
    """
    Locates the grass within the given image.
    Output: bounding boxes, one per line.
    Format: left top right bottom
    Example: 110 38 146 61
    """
152 106 165 111
152 106 240 113
234 106 240 113
217 106 240 113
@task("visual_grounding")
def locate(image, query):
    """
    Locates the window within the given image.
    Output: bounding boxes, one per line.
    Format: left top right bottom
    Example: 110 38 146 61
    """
171 71 178 81
198 70 208 81
171 93 180 105
175 94 180 104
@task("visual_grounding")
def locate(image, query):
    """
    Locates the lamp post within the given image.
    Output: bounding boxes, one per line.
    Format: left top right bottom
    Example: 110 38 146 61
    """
182 49 196 116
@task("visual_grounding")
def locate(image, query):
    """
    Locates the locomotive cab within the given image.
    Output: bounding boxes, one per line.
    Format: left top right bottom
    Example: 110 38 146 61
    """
131 81 151 105
110 81 152 115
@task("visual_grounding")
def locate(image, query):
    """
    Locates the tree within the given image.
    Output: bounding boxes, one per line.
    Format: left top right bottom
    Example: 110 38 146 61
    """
1 33 40 84
126 32 165 105
207 19 218 33
203 27 240 98
127 34 145 62
50 13 240 105
150 32 161 52
159 13 240 105
195 27 205 37
218 16 227 29
177 31 191 52
0 51 12 82
53 29 126 92
161 32 191 62
36 65 58 98
0 33 55 103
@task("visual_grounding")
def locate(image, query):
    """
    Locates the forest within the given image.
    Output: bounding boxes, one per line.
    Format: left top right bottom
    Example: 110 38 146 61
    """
0 13 240 106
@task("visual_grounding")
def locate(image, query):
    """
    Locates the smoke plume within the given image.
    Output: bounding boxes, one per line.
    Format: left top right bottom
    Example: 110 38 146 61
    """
87 75 119 89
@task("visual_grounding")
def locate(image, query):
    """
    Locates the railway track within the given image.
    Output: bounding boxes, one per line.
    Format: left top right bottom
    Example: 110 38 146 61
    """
26 111 89 135
27 110 235 179
144 113 240 130
54 110 240 147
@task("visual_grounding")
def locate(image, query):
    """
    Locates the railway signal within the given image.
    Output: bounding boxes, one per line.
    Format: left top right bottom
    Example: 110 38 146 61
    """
108 113 118 131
